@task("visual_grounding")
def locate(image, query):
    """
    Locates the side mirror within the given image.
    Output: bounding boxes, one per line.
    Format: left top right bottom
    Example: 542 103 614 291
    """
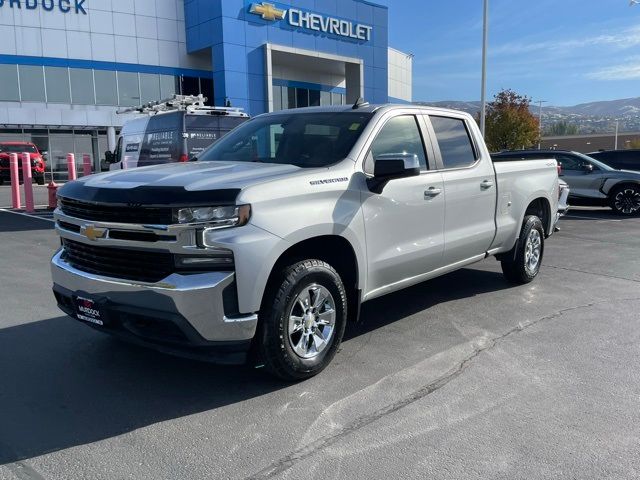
369 153 421 193
583 163 594 173
104 151 117 164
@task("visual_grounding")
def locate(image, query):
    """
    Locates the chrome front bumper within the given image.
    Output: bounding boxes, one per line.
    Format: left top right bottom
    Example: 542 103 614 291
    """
51 250 258 344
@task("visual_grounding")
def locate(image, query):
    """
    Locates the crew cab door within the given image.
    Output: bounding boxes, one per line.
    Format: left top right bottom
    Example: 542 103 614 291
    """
556 154 604 199
426 114 497 265
361 113 445 296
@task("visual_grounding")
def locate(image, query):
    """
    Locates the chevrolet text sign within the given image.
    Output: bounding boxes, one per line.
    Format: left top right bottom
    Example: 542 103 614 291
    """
0 0 87 14
249 2 373 42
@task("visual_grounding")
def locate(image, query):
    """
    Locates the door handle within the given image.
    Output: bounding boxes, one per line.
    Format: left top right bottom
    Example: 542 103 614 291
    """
424 187 442 198
480 180 494 190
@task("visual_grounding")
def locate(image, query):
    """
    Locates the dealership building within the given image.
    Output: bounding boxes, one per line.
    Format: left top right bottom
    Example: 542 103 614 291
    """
0 0 413 177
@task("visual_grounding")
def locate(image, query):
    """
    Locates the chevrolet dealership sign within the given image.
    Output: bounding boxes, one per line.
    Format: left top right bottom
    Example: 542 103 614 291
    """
249 2 373 42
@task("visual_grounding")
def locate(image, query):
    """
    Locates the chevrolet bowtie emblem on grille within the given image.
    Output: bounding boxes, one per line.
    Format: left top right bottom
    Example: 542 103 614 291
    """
250 2 287 21
81 224 107 241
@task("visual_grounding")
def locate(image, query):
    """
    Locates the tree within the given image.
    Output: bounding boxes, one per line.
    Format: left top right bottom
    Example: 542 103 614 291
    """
484 89 539 151
545 121 579 136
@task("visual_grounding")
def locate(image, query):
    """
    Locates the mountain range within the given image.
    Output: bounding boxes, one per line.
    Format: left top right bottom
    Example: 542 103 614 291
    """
416 97 640 134
418 97 640 118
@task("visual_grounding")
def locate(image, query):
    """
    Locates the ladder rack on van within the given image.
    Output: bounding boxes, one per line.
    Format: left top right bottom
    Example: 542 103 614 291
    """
116 95 248 117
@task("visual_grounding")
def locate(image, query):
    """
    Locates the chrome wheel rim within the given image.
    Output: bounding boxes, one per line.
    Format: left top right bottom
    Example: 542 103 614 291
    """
614 189 640 214
288 284 336 359
524 229 541 275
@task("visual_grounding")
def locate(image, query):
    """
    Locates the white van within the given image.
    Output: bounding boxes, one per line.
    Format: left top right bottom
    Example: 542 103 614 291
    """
106 95 249 170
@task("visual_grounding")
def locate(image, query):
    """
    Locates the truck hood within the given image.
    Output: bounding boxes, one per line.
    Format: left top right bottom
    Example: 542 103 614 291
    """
57 161 307 206
83 161 302 191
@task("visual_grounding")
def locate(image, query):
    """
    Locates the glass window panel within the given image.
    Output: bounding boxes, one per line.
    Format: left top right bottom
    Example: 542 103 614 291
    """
159 75 178 100
69 68 94 105
200 77 214 106
296 88 309 108
45 67 70 103
180 76 200 96
331 92 342 106
320 91 331 106
140 73 160 104
430 116 476 169
272 85 282 111
370 115 428 170
309 89 320 107
19 65 46 102
118 71 140 106
287 87 296 109
49 133 75 181
94 70 118 105
0 65 20 101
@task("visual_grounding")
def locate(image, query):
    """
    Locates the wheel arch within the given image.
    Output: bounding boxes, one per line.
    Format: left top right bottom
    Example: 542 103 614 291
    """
261 235 362 322
523 196 553 237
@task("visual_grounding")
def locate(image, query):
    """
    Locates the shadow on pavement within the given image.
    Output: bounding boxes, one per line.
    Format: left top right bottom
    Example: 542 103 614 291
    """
563 209 633 221
0 267 512 465
0 211 54 233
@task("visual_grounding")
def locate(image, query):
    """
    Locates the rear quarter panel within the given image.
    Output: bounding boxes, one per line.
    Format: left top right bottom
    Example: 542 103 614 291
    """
491 159 559 253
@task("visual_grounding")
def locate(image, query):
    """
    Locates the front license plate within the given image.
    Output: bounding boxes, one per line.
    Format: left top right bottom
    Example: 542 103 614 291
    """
74 296 105 326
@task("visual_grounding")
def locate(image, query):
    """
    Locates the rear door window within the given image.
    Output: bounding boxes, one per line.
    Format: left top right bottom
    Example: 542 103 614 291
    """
430 116 477 169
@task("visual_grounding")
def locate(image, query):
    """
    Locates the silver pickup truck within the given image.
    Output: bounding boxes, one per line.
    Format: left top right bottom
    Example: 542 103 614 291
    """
51 104 560 380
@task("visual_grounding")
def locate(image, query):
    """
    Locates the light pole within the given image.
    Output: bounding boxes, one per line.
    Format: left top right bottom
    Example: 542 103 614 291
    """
614 120 619 150
480 0 489 137
536 100 547 149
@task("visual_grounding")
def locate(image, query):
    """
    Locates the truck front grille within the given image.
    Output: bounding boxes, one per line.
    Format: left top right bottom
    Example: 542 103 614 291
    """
61 239 174 283
59 197 173 225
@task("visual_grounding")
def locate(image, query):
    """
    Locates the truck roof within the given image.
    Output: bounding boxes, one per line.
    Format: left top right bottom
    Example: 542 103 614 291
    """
256 103 473 117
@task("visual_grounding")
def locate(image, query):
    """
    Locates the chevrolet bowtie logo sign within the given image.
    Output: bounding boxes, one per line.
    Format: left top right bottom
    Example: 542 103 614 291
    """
250 2 287 21
248 2 373 42
80 224 108 242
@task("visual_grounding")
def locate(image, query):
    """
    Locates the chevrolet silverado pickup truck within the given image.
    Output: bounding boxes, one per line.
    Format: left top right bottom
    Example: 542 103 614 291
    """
51 103 560 380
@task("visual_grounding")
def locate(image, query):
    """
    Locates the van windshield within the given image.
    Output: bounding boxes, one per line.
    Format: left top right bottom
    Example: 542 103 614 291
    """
197 112 373 168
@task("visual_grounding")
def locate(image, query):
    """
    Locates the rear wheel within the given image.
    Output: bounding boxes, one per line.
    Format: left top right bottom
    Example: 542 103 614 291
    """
35 175 45 186
259 259 347 381
609 185 640 216
501 215 545 285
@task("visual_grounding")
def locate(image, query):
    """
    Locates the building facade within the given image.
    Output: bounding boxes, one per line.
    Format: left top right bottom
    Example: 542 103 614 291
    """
0 0 412 178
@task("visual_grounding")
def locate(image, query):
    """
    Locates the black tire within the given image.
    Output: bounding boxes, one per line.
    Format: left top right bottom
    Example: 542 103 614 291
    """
259 259 347 381
35 176 45 186
609 184 640 216
501 215 545 285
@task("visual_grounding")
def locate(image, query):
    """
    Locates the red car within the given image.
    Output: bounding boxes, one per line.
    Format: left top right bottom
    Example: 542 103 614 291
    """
0 142 46 185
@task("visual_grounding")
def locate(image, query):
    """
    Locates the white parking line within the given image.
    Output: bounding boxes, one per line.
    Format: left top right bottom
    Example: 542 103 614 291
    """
564 214 622 222
0 208 55 223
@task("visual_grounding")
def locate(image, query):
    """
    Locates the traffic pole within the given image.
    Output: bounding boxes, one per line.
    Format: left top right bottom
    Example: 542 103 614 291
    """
82 154 92 177
67 153 77 181
22 152 35 213
9 153 21 209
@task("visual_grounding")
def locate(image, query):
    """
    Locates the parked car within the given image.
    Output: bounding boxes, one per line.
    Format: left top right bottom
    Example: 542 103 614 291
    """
52 104 560 380
558 179 570 217
0 142 46 185
492 150 640 216
105 95 249 170
589 149 640 171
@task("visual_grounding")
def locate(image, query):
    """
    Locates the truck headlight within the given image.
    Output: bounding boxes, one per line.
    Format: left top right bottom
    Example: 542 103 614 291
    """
175 205 251 228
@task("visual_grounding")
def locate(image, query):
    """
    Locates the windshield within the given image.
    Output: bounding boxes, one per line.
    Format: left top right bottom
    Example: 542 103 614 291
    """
573 151 614 171
0 144 37 153
197 112 373 168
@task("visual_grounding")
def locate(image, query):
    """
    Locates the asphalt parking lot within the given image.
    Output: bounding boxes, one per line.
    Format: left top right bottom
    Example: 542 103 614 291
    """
1 208 639 480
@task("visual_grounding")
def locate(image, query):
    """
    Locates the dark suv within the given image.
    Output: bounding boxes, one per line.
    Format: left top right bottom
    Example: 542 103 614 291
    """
589 149 640 172
492 150 640 215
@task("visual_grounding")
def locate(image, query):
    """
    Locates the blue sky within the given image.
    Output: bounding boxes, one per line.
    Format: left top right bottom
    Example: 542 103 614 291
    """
380 0 640 106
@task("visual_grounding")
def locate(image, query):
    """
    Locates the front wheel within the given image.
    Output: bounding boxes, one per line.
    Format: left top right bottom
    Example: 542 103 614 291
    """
609 185 640 216
259 259 347 381
501 215 545 285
